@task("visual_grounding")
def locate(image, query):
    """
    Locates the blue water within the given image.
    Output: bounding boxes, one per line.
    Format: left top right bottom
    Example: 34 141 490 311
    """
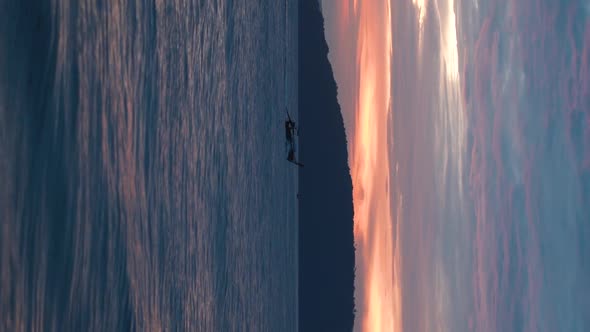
0 0 298 331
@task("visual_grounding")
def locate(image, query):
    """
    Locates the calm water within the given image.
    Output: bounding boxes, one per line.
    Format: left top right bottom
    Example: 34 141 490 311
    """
0 0 298 331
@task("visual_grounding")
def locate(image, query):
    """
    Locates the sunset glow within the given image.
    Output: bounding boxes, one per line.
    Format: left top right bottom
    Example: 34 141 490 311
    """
323 0 590 330
435 0 459 79
347 0 401 331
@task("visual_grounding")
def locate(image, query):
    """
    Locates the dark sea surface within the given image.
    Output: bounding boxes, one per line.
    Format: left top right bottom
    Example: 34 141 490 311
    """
0 0 298 331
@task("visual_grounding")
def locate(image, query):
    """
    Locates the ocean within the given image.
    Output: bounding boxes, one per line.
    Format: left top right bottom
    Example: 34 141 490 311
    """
0 0 298 331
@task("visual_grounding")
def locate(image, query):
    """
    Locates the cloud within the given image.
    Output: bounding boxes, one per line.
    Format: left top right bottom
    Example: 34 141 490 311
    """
467 0 590 330
325 0 399 331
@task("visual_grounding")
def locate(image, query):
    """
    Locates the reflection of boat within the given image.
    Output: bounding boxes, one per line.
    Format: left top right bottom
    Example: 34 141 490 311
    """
285 110 304 167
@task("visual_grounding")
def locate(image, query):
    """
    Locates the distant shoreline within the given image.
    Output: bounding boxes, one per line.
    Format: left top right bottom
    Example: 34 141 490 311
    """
298 0 356 331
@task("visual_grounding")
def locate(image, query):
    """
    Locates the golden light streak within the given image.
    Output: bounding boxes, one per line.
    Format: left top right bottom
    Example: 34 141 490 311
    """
412 0 427 25
434 0 460 80
433 0 467 206
413 0 427 55
349 0 401 331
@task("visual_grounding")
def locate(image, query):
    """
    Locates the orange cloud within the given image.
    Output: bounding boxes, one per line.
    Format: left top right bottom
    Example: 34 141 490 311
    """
324 0 399 329
345 1 401 331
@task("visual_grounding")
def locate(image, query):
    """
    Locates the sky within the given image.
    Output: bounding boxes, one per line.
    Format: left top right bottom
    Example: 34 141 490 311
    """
322 0 590 331
322 0 399 331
